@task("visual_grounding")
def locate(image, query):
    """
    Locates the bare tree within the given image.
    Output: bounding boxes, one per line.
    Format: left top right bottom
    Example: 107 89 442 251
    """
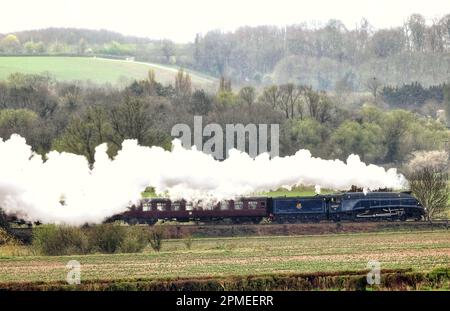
219 76 232 92
259 85 281 109
278 83 302 119
302 87 333 123
238 86 256 107
147 69 157 92
174 69 192 105
161 40 175 63
366 77 382 101
405 14 427 52
407 166 449 220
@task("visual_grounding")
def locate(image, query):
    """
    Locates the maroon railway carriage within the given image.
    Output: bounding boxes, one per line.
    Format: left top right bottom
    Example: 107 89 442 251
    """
109 197 269 225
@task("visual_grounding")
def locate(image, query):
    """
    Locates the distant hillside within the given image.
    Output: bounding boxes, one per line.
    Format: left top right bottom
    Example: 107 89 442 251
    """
0 28 187 66
2 27 153 45
2 14 450 89
191 14 450 88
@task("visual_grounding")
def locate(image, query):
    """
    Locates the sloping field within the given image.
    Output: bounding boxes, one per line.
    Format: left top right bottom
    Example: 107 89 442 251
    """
0 56 216 86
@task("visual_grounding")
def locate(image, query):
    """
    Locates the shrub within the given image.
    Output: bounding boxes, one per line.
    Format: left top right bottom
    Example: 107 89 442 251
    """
31 224 150 256
0 227 15 245
0 209 10 231
149 226 164 252
88 224 126 254
33 225 88 256
0 228 31 256
119 227 150 253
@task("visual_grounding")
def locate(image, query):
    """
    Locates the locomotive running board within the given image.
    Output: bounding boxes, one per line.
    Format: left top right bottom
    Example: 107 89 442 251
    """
356 208 405 218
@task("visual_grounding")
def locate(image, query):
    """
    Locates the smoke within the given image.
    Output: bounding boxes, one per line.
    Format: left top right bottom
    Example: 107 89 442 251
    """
0 134 407 225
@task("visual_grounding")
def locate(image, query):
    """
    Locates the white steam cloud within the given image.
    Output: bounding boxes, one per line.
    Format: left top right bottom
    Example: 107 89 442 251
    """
0 134 407 225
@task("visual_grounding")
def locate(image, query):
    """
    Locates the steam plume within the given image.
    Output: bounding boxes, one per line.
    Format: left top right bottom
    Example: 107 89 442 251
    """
0 134 407 224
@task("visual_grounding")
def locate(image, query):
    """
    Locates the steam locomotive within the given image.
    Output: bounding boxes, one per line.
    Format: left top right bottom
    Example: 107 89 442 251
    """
108 191 426 225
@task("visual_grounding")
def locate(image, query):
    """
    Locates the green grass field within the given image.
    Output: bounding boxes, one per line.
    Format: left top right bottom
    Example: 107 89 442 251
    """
1 230 449 285
0 56 216 86
142 186 333 198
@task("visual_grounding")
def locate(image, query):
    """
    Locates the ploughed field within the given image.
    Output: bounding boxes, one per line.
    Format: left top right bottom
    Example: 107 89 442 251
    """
0 230 449 290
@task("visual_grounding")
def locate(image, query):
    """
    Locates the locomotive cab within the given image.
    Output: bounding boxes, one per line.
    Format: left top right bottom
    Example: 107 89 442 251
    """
326 195 343 221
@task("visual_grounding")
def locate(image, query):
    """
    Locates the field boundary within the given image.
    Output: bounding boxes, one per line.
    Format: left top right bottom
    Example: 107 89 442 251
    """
9 220 450 243
0 268 448 291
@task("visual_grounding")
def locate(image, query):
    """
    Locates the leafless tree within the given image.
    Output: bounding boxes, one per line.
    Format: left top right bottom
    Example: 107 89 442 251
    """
239 86 256 107
366 77 382 101
302 87 333 123
259 85 281 110
278 83 302 119
174 69 192 105
407 166 449 220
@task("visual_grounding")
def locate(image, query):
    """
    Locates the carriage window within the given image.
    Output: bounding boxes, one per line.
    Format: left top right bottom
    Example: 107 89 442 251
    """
219 201 229 210
186 202 194 210
248 201 258 209
142 202 151 212
172 201 181 211
234 201 243 209
156 202 166 211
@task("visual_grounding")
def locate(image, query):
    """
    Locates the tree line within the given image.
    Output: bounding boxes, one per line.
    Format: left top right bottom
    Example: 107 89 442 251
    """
0 70 449 168
381 82 447 108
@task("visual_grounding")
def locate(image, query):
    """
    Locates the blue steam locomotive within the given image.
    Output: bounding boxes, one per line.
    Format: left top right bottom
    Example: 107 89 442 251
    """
269 192 425 223
111 191 426 224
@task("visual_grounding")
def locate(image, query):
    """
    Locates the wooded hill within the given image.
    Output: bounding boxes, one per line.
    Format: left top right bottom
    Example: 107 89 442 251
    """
1 13 450 89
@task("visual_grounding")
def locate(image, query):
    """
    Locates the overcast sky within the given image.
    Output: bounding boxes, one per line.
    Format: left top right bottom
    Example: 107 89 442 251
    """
1 0 450 42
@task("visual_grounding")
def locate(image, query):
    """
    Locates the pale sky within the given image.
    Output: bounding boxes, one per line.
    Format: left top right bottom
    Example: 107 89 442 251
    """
1 0 450 42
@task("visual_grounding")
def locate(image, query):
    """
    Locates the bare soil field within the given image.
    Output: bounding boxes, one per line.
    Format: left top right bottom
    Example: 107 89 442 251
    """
0 230 449 290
